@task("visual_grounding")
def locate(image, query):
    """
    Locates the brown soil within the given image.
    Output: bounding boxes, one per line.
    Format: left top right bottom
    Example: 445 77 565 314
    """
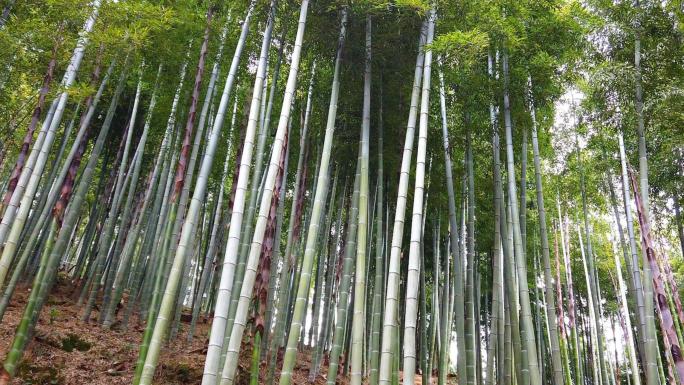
0 281 351 385
0 280 456 385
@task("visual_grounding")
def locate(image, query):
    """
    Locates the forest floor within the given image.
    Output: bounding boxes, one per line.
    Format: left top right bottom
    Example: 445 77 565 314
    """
0 277 445 385
0 276 348 385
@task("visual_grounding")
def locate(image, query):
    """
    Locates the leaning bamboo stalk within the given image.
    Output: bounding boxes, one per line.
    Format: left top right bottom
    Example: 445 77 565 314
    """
0 59 127 384
188 127 233 341
197 5 256 383
0 0 101 249
250 123 288 382
101 65 163 327
312 180 345 380
168 7 219 339
309 166 336 351
1 34 60 210
229 4 279 333
82 66 141 322
261 118 291 353
261 25 288 356
138 8 251 385
0 60 114 315
163 10 217 339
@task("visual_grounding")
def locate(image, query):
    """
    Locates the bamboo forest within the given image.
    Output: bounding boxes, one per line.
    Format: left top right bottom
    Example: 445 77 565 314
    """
0 0 683 384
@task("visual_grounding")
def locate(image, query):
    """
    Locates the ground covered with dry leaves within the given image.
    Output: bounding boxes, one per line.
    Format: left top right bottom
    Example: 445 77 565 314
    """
0 277 351 385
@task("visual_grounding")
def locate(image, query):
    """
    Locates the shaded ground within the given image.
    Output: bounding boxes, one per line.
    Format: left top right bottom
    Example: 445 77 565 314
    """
0 279 456 384
0 280 350 385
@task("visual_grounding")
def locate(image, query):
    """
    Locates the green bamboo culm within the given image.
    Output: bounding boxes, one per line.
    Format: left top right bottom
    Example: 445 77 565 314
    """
219 2 310 384
138 6 251 384
528 78 565 385
501 46 541 385
350 14 373 385
368 70 384 385
377 18 427 385
280 7 348 385
402 9 435 383
1 51 128 382
199 5 260 383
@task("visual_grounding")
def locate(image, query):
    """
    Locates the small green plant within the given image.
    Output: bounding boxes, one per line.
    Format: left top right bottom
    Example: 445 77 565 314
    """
60 333 91 352
49 307 59 324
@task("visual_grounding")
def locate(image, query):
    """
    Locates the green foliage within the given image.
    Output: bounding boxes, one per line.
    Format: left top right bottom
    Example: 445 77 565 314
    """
48 307 59 324
430 29 489 65
356 0 429 14
60 333 91 352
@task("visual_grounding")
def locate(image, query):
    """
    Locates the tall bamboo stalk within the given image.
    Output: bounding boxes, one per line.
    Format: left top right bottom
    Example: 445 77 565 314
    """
528 84 564 385
502 48 541 385
219 2 309 383
0 0 102 281
138 6 252 385
634 2 661 382
0 57 127 383
279 7 349 385
327 157 360 385
268 62 317 385
227 1 279 339
349 15 373 385
196 6 253 383
465 122 476 385
378 19 427 385
403 11 434 384
486 68 503 385
611 227 641 385
101 65 163 327
368 75 385 385
631 172 684 382
575 131 609 385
